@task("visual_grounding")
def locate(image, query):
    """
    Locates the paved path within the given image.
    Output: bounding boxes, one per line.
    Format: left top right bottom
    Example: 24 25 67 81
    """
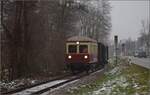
130 56 150 69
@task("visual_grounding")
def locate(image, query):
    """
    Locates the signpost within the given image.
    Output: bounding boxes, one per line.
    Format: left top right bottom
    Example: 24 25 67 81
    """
114 35 118 64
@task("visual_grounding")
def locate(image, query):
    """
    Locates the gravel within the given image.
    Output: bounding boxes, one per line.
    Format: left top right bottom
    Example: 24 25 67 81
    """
47 66 109 95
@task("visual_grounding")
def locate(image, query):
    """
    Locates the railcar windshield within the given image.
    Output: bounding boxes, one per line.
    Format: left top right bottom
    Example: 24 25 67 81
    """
79 45 88 53
68 45 77 53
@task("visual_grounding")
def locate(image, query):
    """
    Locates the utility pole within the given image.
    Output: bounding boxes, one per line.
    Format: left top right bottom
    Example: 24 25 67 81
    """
114 35 118 64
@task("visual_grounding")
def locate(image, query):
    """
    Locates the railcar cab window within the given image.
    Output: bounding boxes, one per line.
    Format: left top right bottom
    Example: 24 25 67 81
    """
68 45 77 53
79 45 88 53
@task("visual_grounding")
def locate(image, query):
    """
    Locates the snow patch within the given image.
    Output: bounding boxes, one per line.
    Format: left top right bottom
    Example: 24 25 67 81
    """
91 76 129 95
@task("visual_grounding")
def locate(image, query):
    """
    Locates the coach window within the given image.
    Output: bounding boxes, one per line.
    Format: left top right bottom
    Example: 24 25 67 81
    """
68 45 77 53
79 45 88 53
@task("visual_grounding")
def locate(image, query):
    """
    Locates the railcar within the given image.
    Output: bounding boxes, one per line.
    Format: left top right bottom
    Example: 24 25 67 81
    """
65 36 108 73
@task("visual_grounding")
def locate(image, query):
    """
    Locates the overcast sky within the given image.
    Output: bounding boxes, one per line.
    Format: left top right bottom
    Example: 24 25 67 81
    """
110 0 149 41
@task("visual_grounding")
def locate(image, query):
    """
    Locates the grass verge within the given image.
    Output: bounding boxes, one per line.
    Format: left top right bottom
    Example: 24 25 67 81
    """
66 58 150 95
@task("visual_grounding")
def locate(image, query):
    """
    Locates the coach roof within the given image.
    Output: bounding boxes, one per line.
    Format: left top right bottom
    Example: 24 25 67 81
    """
67 36 97 43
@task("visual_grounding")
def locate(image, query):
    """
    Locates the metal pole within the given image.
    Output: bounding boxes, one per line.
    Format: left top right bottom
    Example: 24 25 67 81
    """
114 35 118 64
116 45 117 64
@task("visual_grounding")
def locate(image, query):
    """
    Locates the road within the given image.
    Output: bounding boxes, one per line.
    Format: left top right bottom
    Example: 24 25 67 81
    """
130 57 150 69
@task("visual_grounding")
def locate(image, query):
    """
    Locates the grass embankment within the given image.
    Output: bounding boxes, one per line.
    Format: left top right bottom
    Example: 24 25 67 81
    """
66 58 150 95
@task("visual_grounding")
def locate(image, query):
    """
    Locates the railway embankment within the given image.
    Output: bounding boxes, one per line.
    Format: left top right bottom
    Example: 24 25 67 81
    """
0 71 70 94
48 58 150 95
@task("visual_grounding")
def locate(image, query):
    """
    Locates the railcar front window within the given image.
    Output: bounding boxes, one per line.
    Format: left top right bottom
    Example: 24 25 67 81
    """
79 45 88 53
68 45 77 53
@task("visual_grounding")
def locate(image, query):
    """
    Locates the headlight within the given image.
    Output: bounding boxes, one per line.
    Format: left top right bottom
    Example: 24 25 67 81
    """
76 41 79 44
84 55 88 59
68 55 72 59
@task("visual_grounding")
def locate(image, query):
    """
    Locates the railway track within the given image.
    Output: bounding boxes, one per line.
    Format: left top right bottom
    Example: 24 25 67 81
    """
2 69 104 95
1 74 71 95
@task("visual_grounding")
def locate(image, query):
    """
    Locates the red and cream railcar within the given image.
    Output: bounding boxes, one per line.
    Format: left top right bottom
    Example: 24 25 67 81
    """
65 36 98 73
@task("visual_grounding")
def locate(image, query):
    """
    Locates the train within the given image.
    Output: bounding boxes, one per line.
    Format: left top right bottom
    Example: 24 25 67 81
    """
65 36 109 73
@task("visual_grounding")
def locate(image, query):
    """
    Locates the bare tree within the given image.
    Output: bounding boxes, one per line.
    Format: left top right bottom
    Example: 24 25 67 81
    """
0 0 112 81
64 0 111 44
138 20 150 56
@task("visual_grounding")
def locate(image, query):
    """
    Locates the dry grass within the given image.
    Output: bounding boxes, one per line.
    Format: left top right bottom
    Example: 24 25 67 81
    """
67 58 150 95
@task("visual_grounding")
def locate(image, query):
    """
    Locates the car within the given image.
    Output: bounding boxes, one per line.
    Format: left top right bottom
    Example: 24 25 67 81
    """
134 52 139 57
137 52 147 58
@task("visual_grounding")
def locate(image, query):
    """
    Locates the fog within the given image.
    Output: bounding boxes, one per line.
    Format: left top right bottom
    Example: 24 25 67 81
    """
110 0 149 41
